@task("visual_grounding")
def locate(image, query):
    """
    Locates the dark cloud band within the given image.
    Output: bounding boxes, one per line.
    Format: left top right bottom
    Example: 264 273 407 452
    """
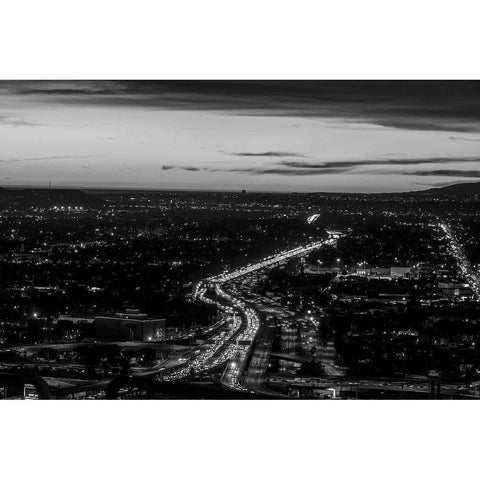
3 81 480 133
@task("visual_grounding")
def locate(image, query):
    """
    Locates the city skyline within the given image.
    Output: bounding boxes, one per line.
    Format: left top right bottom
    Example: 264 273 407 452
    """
2 81 480 193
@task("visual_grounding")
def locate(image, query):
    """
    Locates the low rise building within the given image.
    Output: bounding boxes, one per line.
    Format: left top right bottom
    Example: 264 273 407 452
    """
57 309 166 342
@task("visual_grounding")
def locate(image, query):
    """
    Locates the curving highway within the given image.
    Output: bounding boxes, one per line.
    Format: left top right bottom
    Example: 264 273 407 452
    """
184 234 338 395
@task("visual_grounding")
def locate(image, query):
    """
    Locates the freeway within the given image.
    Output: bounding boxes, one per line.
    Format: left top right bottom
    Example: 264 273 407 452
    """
439 222 480 299
199 235 338 286
189 233 338 395
14 224 480 400
219 306 260 392
76 225 480 398
266 375 480 399
153 233 337 395
243 324 279 395
160 311 244 382
24 233 336 398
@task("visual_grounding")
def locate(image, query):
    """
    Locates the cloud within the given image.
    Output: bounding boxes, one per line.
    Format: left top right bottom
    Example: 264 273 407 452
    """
449 136 480 142
0 155 96 164
405 170 480 177
229 167 349 176
15 81 128 96
280 157 480 170
0 115 43 127
373 119 479 133
161 164 350 176
162 165 202 172
227 151 306 158
4 80 480 133
162 156 480 178
161 156 480 177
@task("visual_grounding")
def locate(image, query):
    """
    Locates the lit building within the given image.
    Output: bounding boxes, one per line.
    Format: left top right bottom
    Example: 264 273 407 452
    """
390 266 412 278
58 309 165 342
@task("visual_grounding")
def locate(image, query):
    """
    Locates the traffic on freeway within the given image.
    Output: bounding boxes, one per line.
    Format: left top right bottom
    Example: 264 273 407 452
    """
205 235 338 284
162 233 338 394
439 223 480 300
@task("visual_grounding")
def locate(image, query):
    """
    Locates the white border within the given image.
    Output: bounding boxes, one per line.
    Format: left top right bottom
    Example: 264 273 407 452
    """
1 1 480 479
1 0 480 79
1 400 479 480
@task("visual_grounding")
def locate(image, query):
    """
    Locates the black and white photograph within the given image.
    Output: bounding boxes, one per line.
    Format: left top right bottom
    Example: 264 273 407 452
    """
2 80 480 400
2 2 480 479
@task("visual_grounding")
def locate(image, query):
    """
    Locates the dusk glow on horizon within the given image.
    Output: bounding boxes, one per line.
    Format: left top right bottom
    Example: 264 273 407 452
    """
1 81 480 192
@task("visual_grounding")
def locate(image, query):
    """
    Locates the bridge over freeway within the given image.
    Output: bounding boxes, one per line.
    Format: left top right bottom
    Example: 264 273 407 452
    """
269 352 309 364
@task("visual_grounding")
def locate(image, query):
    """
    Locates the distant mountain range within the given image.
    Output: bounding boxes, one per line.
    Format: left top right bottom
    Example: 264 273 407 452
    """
1 181 480 204
412 181 480 198
0 187 104 208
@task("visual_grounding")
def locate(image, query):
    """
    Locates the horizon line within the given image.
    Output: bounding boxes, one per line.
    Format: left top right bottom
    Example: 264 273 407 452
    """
1 182 469 195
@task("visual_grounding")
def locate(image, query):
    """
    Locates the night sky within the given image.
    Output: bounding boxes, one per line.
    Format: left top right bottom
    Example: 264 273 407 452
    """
1 81 480 192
